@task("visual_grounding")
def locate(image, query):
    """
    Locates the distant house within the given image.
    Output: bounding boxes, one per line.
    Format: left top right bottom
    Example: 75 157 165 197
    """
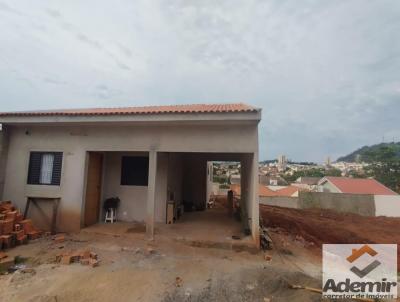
258 174 288 186
318 177 398 195
275 186 303 197
230 184 278 197
229 174 241 185
316 177 400 217
292 176 321 191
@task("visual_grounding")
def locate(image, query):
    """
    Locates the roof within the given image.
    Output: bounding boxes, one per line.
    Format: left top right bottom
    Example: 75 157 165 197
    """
275 186 301 197
0 103 259 117
320 177 398 195
230 184 278 197
295 177 321 185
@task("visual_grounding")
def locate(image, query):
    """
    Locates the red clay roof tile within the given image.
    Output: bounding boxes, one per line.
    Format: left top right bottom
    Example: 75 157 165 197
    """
275 186 301 197
0 103 259 117
323 177 398 195
230 184 279 197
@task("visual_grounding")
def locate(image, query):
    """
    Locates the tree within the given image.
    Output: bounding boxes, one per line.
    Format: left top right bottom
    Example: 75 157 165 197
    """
363 145 400 193
281 168 338 182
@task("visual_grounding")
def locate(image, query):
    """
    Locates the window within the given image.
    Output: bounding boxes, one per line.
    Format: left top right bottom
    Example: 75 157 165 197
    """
27 152 63 185
121 156 148 186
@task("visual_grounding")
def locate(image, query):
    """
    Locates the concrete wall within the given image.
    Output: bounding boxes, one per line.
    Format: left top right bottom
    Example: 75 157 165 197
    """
260 191 400 218
260 196 299 208
167 153 183 207
298 192 376 216
182 154 207 209
1 122 259 233
374 195 400 217
102 152 148 223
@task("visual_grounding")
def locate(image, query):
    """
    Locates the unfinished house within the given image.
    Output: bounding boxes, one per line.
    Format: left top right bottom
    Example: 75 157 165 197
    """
0 104 261 244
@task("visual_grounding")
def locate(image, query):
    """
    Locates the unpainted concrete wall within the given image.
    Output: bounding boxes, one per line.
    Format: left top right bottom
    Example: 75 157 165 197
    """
298 192 375 216
167 153 183 207
102 152 148 223
182 154 207 209
260 196 299 208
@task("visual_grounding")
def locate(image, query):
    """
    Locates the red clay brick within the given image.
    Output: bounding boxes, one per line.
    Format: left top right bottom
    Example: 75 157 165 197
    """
0 219 14 235
14 213 23 223
61 255 72 265
5 211 17 221
19 219 34 233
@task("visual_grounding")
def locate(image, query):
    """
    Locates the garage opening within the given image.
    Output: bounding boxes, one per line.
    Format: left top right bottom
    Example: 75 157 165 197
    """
159 152 256 247
82 151 258 248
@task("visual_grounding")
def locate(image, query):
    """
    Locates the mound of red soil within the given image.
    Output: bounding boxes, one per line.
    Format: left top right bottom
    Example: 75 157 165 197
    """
260 205 400 270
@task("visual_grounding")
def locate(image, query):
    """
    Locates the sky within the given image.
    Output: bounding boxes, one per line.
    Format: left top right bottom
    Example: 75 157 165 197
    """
0 0 399 162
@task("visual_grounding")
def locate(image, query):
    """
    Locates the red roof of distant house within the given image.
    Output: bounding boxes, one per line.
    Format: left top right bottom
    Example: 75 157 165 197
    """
321 177 398 195
230 184 278 197
0 103 259 117
259 185 279 197
275 186 301 197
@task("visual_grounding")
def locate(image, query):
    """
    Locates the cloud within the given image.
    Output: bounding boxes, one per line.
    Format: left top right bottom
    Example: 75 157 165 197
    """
93 84 122 99
0 0 399 161
76 33 102 49
0 1 23 16
45 8 61 19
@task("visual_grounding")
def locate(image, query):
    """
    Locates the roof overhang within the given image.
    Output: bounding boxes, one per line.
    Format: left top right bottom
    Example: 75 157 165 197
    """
0 111 261 126
0 103 261 126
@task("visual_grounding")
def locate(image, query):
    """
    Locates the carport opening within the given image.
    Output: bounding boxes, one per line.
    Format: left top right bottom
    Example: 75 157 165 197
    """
179 160 241 217
82 151 256 244
164 153 253 242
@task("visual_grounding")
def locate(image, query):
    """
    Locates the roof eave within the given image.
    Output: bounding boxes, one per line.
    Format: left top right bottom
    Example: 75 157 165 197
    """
0 110 261 125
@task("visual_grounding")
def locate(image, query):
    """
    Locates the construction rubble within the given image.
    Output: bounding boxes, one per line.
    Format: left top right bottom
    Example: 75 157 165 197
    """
0 200 44 272
56 249 99 267
0 200 42 250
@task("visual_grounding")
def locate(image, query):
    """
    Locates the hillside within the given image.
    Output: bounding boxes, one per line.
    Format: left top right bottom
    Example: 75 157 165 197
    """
337 142 400 162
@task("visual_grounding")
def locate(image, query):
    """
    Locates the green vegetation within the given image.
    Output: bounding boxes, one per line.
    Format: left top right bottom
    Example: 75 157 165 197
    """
363 145 400 193
337 142 400 193
337 142 400 162
213 175 229 184
282 167 341 182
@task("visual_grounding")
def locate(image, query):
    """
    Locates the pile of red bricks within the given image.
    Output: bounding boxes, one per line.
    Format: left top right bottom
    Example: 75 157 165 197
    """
57 249 99 267
0 201 42 250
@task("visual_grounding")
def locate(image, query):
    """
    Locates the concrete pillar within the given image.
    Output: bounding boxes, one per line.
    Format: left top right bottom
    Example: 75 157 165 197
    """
249 152 260 245
241 152 260 246
0 126 9 200
146 150 157 240
240 156 249 232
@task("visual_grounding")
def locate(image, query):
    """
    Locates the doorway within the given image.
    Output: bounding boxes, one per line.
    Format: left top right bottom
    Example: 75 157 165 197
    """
84 152 103 227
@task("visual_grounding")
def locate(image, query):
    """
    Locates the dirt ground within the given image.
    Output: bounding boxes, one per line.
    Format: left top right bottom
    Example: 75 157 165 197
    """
260 205 400 270
2 205 399 301
0 226 323 302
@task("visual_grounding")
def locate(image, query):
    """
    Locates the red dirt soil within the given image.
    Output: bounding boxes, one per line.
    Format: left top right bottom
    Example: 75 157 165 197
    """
260 205 400 270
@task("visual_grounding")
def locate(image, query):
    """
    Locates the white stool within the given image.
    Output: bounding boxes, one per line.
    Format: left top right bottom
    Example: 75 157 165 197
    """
105 208 117 223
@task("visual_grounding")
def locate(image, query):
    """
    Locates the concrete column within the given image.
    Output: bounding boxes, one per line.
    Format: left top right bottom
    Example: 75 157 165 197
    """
146 150 157 239
240 156 249 232
241 152 260 247
249 152 260 246
0 126 9 200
